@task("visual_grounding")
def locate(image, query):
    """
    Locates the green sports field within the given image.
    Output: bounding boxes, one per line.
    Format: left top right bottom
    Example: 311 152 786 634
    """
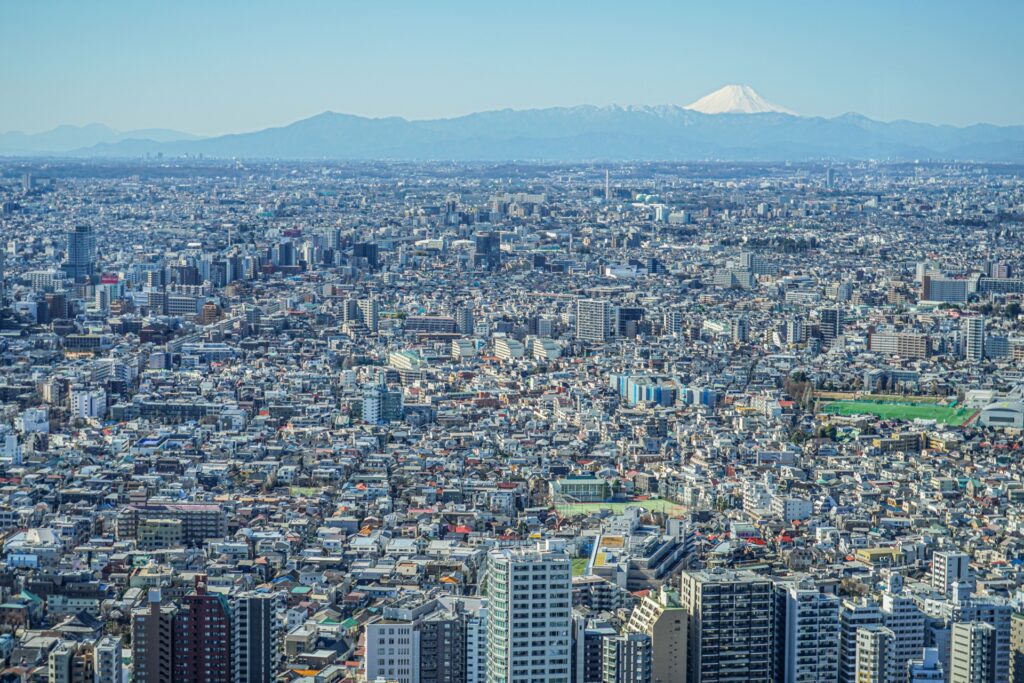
823 400 972 425
555 499 687 516
571 558 589 576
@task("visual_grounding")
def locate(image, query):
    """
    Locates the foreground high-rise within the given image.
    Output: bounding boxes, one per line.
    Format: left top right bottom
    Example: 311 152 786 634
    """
679 569 773 683
233 592 285 683
486 541 572 683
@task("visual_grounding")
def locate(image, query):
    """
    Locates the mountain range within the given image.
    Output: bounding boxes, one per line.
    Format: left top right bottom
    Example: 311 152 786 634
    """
4 86 1024 162
0 123 199 156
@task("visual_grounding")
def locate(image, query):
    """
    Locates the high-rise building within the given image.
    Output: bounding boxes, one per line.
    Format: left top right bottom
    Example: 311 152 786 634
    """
663 310 682 336
353 241 380 269
964 318 986 362
990 261 1013 279
466 598 489 683
474 231 502 272
48 641 94 683
62 225 97 280
359 296 380 332
679 569 773 683
174 577 232 683
572 615 617 683
617 306 644 338
786 318 805 346
93 635 122 683
577 299 617 343
739 251 778 275
132 588 177 683
602 632 652 683
950 622 997 683
933 552 973 598
1010 613 1024 683
624 586 686 683
820 307 844 347
232 592 285 683
868 331 931 359
363 596 486 683
921 589 1009 683
732 316 750 343
781 584 841 683
362 377 404 425
920 276 969 304
420 606 469 683
855 625 898 683
881 593 926 683
365 613 421 683
486 541 572 683
456 303 475 335
840 598 883 683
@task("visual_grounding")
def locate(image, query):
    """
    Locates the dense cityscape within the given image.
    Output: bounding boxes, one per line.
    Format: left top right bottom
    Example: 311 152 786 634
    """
0 158 1021 683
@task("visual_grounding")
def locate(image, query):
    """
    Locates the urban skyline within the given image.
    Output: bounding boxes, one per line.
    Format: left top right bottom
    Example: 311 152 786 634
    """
4 3 1024 683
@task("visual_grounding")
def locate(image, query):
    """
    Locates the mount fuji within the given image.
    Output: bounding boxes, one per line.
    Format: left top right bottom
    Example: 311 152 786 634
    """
684 85 797 116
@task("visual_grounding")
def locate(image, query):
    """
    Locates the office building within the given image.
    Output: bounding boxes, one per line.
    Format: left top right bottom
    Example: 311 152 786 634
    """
486 541 572 683
353 241 380 269
475 231 502 272
62 225 97 280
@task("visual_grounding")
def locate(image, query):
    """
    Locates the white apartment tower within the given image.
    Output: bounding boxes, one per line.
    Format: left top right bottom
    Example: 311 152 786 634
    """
933 552 972 598
486 541 572 683
576 299 616 343
964 317 986 362
783 584 841 683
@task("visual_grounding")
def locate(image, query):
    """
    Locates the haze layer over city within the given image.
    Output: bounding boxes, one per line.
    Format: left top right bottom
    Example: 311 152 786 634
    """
3 3 1024 683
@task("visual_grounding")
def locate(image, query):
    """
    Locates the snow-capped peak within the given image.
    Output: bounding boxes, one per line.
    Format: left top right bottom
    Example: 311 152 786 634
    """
684 85 796 115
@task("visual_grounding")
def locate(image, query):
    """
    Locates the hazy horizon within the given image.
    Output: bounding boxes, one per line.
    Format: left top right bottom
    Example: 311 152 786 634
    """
3 0 1023 136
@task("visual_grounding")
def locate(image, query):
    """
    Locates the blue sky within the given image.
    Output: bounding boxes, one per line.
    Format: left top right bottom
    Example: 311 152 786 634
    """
2 0 1021 135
